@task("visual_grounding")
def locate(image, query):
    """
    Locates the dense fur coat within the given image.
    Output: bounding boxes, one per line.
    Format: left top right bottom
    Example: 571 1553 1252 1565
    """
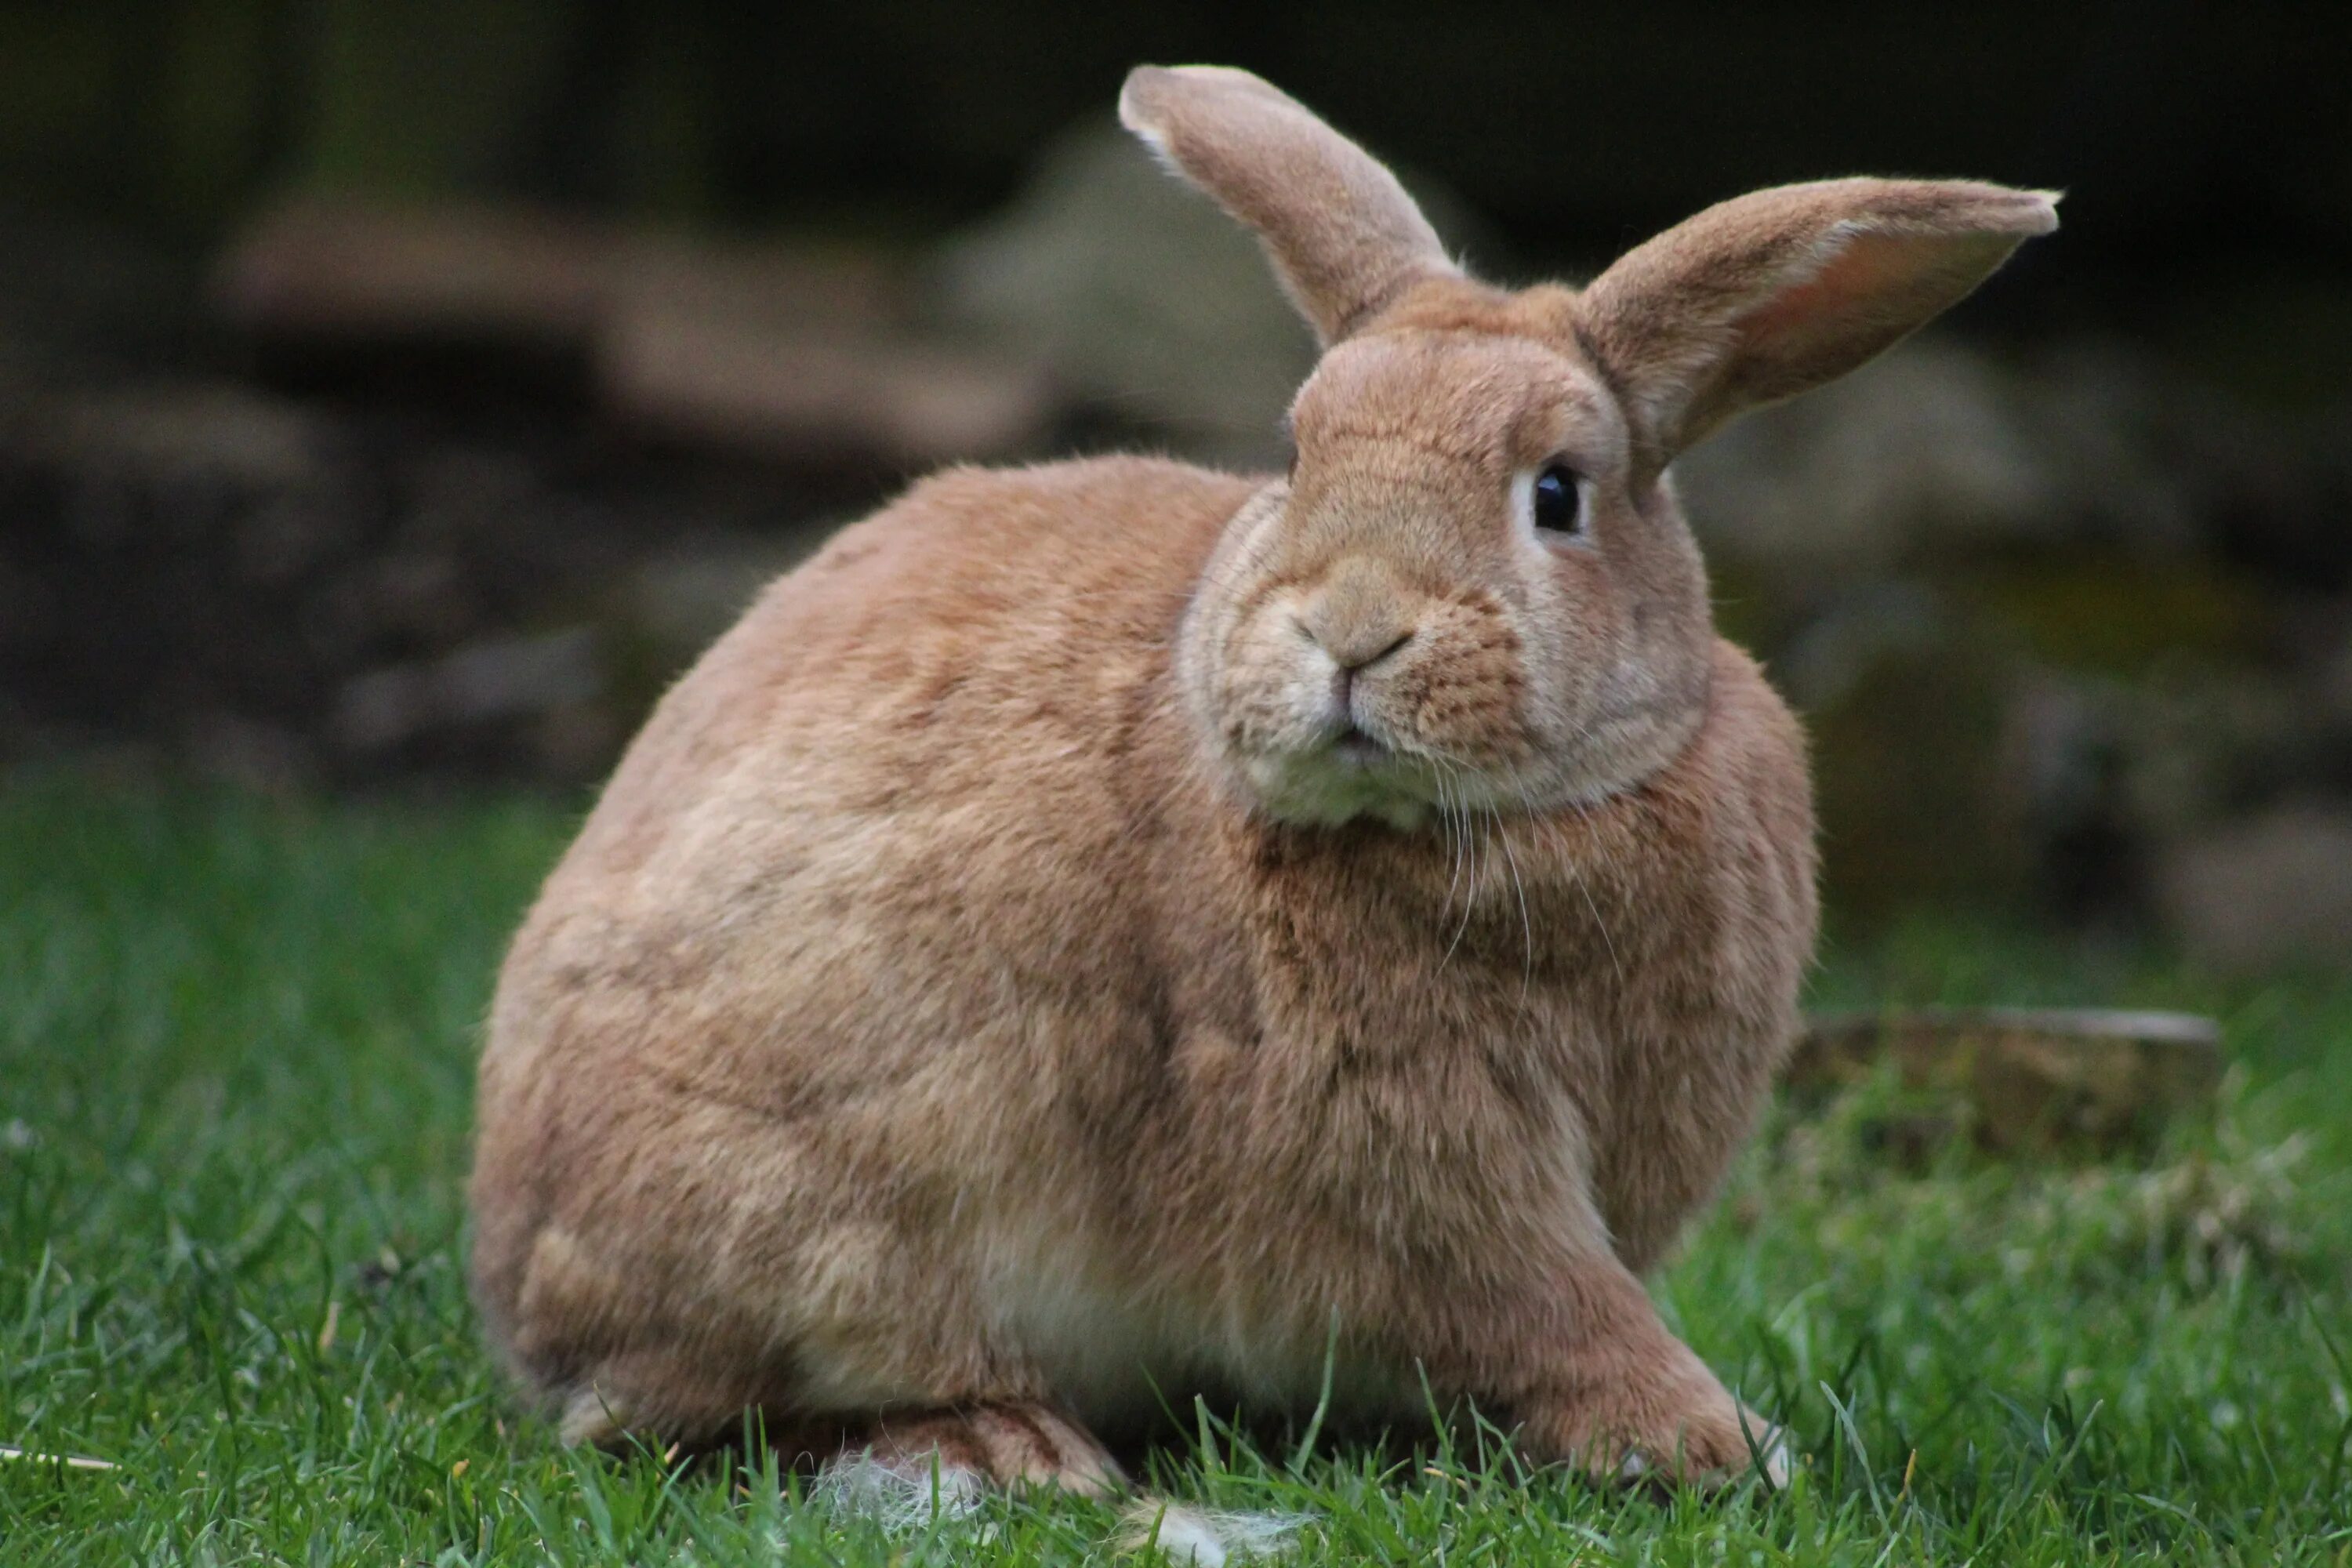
470 64 2053 1493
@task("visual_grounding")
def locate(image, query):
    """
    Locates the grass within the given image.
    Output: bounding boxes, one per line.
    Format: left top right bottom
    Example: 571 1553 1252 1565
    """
2 776 2349 1565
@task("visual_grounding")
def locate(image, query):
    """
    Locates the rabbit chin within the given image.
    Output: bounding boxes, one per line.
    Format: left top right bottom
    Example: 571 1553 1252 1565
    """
1238 745 1439 829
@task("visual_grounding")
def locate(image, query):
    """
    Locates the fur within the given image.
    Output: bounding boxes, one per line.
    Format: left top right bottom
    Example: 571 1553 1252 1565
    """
469 62 2053 1526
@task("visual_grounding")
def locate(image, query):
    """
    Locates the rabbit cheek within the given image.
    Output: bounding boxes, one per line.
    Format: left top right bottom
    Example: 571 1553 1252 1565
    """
1392 599 1533 768
1212 608 1332 760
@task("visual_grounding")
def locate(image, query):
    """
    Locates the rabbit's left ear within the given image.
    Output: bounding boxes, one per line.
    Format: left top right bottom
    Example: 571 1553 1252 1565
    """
1578 178 2059 474
1120 64 1460 345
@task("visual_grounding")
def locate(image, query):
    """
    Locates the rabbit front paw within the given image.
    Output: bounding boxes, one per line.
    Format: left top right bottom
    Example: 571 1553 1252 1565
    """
1526 1356 1788 1488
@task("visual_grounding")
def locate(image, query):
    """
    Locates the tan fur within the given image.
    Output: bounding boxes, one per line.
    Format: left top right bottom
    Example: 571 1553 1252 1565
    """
470 64 2054 1493
1120 65 1459 344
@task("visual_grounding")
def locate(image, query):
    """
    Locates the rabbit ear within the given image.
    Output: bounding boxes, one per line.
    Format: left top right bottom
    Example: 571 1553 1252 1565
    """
1119 64 1460 345
1578 178 2059 472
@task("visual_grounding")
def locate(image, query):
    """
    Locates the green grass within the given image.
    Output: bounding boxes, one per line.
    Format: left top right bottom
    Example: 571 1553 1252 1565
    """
2 777 2349 1564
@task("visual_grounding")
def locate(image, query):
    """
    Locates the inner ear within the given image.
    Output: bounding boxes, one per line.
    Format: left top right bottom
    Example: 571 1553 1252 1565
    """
1575 178 2059 471
1719 227 2028 411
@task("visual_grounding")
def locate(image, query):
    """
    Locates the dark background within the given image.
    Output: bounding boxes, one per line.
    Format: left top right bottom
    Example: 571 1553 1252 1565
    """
7 6 2349 304
2 1 2348 963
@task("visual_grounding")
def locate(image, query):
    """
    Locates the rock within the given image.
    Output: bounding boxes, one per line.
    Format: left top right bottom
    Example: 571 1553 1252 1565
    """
0 376 370 750
2000 670 2150 927
1676 334 2326 583
2120 672 2308 838
16 380 332 499
1790 1007 2224 1156
332 630 602 757
1677 335 2063 578
2157 808 2352 972
932 122 1321 469
1786 585 2034 914
1678 324 2349 927
933 119 1501 466
1960 555 2268 678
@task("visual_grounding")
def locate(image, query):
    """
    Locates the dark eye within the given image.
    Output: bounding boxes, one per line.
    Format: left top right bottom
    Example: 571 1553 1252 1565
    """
1531 464 1583 535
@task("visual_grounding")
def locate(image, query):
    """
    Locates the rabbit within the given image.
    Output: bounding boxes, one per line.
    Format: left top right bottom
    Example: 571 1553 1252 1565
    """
470 61 2056 1518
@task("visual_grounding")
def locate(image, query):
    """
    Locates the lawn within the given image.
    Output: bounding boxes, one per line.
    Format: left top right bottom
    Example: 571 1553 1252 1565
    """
2 777 2349 1565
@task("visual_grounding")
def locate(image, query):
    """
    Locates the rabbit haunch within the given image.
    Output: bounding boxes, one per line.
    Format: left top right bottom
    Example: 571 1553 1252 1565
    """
470 63 2053 1512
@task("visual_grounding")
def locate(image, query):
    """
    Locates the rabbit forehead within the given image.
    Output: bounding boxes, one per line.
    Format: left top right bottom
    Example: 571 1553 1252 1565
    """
1290 321 1626 475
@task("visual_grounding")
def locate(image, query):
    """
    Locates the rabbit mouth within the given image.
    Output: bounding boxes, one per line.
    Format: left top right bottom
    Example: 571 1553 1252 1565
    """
1328 723 1391 766
1236 722 1442 827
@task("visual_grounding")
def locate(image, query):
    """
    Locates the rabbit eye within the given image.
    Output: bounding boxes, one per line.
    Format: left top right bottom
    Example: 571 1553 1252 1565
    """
1531 464 1583 535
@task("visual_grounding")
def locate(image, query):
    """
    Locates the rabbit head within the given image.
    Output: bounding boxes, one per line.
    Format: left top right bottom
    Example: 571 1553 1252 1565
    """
1122 65 2056 826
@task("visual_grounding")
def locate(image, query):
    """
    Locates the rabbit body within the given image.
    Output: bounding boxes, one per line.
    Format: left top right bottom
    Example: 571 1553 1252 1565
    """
473 453 1809 1465
470 64 2053 1489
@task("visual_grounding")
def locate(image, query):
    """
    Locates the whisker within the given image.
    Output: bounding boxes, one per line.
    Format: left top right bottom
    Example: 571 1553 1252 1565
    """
1519 782 1625 992
1442 782 1485 966
1434 770 1467 929
1493 804 1535 1002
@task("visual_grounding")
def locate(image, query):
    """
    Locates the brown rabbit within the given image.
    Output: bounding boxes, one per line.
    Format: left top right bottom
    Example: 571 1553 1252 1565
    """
470 61 2054 1523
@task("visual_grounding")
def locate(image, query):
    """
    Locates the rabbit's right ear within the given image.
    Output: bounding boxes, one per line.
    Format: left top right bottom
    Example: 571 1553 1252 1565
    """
1120 65 1460 346
1578 178 2059 477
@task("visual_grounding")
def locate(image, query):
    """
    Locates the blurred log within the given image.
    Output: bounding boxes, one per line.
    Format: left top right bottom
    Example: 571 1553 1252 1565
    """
594 305 1053 466
611 234 902 330
1790 1007 2223 1156
214 198 608 348
212 198 1055 464
597 231 1052 463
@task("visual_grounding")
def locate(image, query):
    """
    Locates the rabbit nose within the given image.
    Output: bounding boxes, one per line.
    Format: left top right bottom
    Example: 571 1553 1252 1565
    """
1314 626 1414 677
1299 560 1417 673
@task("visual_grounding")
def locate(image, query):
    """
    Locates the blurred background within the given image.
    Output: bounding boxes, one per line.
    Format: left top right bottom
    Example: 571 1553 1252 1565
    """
1 2 2347 964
